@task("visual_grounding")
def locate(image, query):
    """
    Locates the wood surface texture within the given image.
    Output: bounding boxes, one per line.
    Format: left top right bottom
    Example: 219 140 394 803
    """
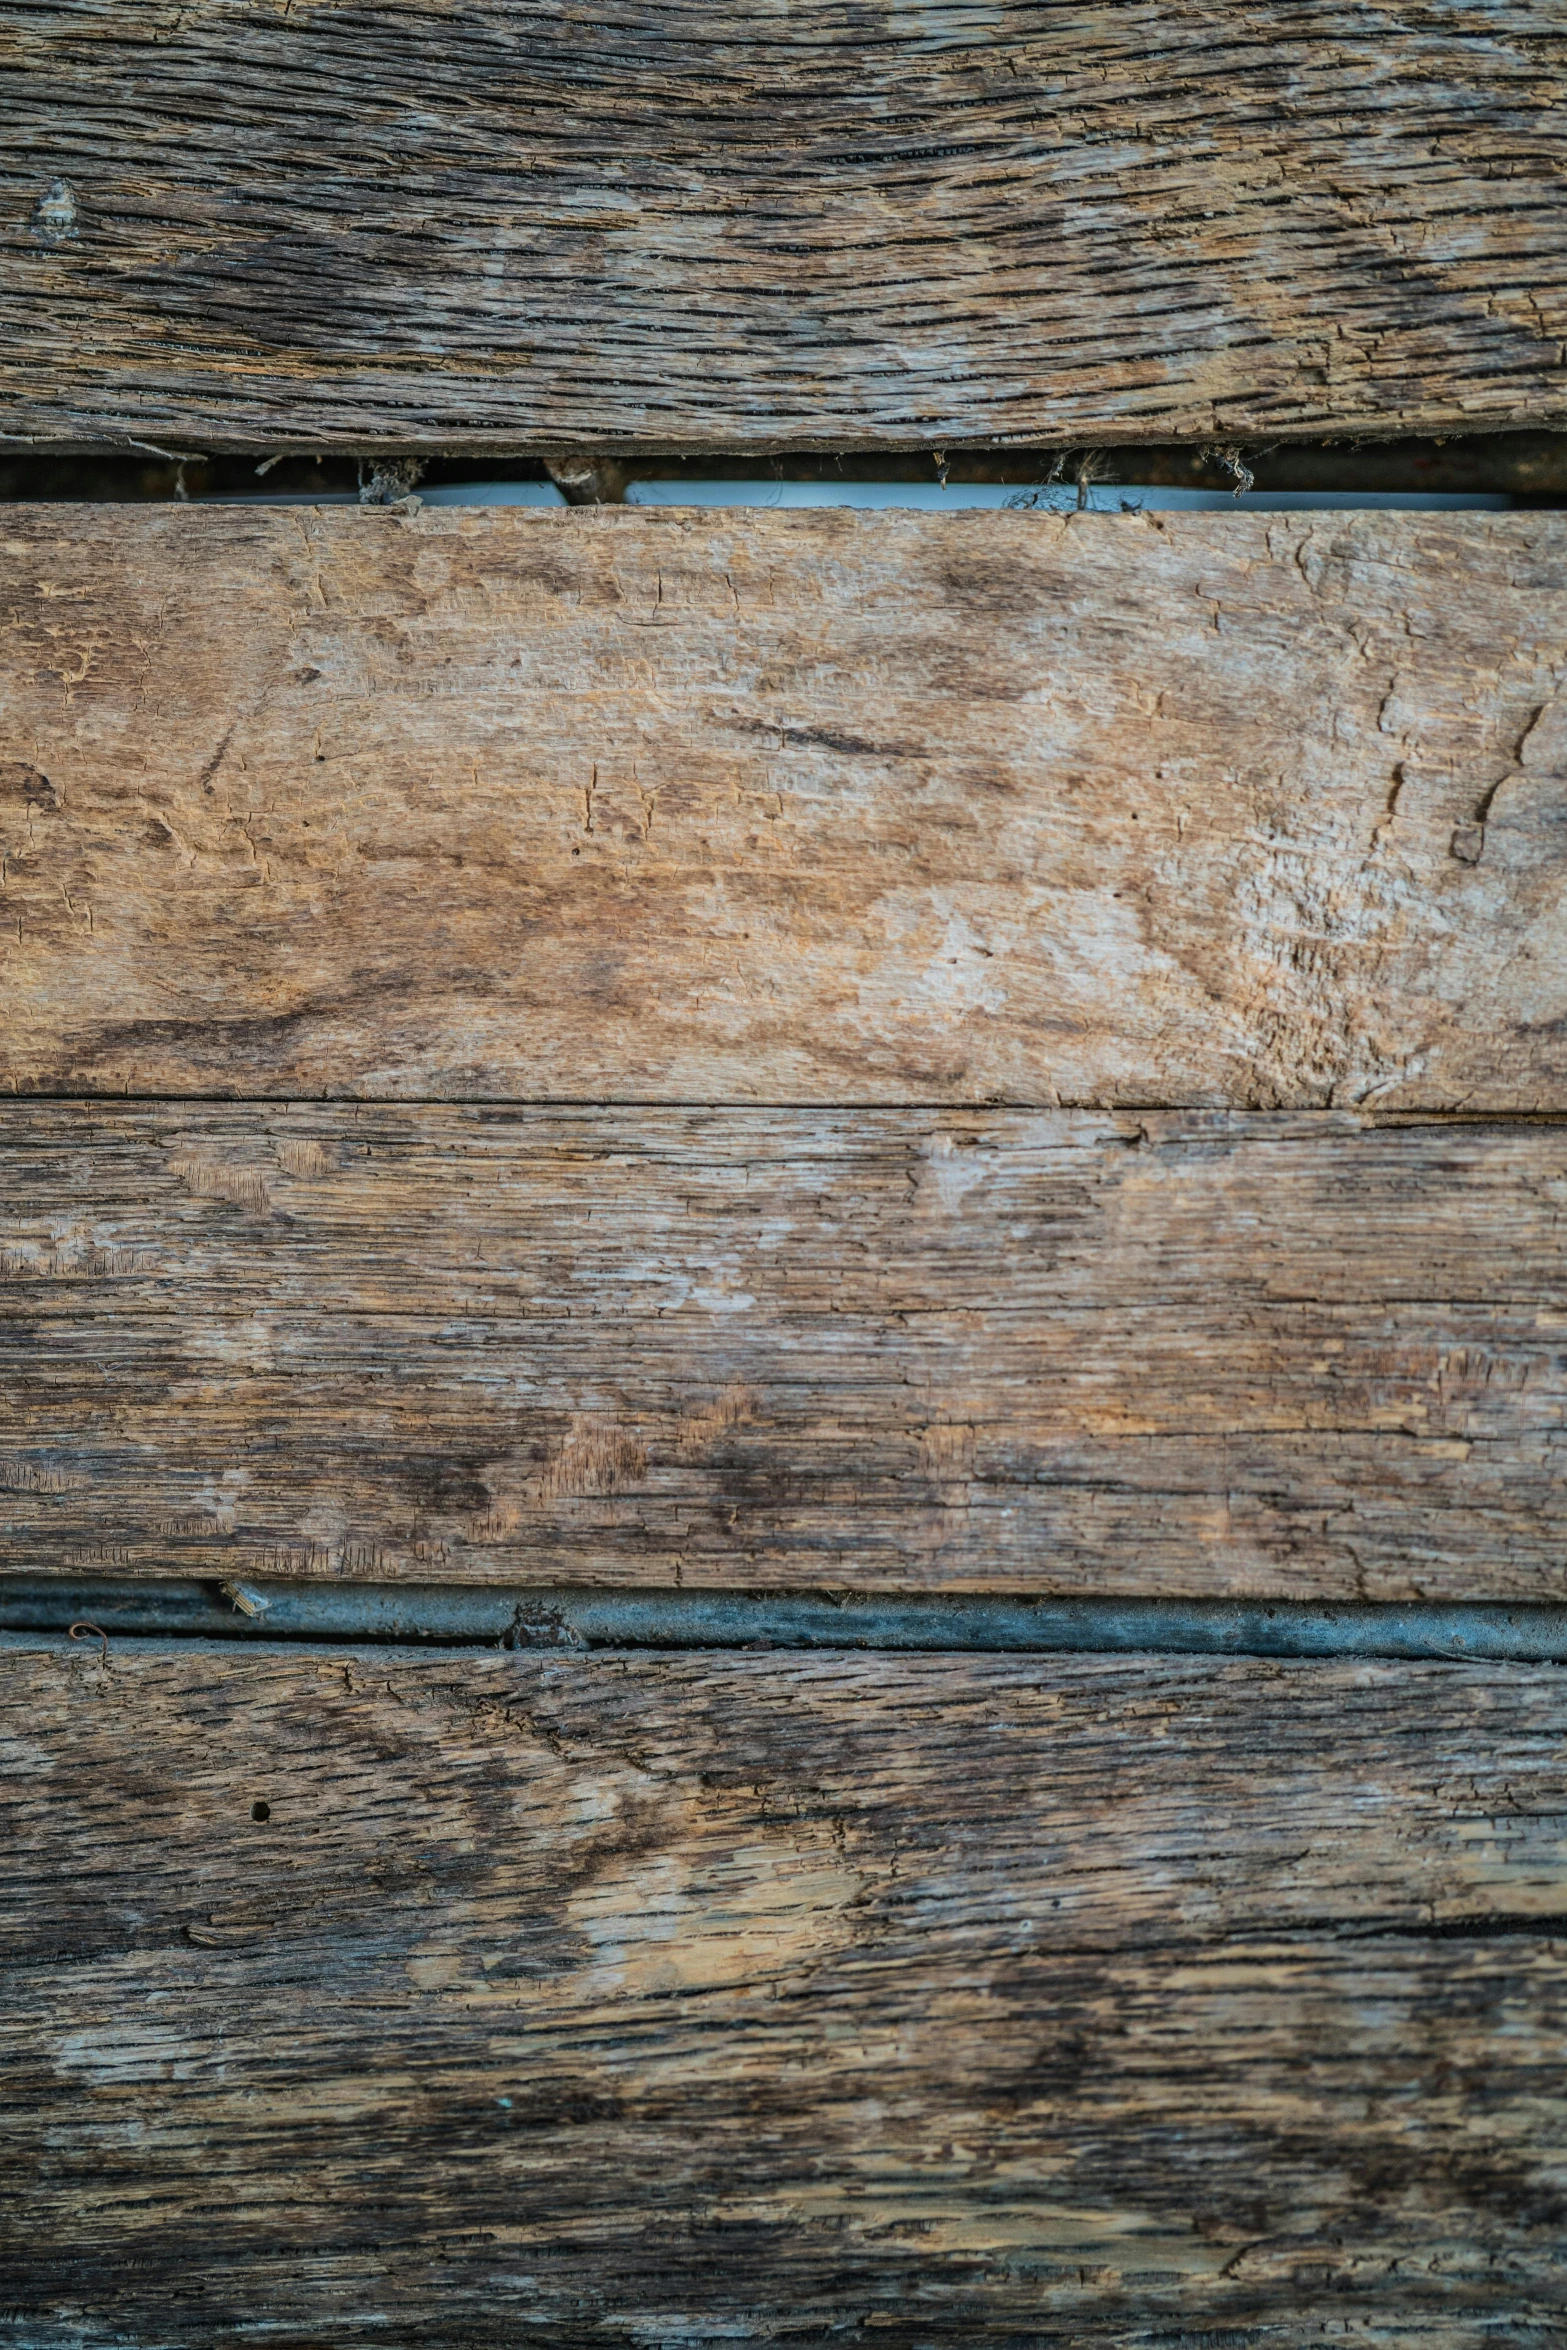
2 2 1565 448
9 21 1567 2341
4 1641 1566 2345
4 504 1567 1109
5 1101 1567 1601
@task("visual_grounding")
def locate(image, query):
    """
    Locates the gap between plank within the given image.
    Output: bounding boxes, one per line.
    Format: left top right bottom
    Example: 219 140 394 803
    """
10 1096 1567 1122
6 1578 1567 1663
6 434 1567 508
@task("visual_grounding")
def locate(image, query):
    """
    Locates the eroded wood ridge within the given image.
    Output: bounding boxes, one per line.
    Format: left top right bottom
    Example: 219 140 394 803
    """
5 1103 1566 1601
3 505 1566 1107
3 1645 1565 2345
2 2 1565 446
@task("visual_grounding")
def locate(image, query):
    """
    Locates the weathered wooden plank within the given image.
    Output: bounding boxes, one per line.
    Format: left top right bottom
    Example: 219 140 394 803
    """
5 1102 1567 1600
4 505 1567 1108
3 1642 1564 2344
2 2 1565 448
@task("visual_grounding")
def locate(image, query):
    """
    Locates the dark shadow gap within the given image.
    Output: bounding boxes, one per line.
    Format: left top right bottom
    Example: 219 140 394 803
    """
4 431 1567 506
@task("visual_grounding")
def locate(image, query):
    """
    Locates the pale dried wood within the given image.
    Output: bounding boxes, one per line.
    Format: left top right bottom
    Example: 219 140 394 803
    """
2 3 1565 447
4 1642 1565 2344
5 1102 1567 1600
3 504 1567 1108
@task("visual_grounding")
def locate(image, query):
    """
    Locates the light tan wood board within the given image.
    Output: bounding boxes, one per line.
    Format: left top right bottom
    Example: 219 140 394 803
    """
2 2 1565 447
5 1103 1566 1600
3 1641 1564 2344
3 505 1566 1108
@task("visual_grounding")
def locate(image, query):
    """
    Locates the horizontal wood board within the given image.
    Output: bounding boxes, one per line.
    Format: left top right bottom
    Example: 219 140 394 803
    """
4 504 1567 1108
3 1642 1566 2345
5 1102 1567 1601
2 3 1565 447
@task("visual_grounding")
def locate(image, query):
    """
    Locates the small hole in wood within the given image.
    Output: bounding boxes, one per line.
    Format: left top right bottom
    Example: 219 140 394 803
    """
251 1799 271 1823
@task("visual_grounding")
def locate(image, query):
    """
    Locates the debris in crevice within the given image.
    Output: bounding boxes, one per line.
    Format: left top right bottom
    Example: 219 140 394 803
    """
1074 449 1113 509
221 1580 272 1619
1203 441 1260 496
546 456 631 505
29 177 77 244
502 1603 588 1652
358 458 425 506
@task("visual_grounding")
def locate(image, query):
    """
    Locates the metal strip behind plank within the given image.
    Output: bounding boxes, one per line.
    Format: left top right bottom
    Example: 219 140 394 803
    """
8 1577 1567 1662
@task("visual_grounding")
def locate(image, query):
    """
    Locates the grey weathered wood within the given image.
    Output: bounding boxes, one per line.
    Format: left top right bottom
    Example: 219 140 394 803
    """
1 2 1565 448
3 1641 1565 2344
4 504 1567 1109
5 1102 1567 1600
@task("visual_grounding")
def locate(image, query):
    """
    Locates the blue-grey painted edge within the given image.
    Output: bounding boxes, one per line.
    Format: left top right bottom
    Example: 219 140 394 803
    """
4 1576 1567 1662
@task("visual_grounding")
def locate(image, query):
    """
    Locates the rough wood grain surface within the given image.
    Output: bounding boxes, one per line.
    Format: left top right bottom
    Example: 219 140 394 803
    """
4 505 1567 1109
2 2 1565 447
6 1102 1567 1601
3 1642 1565 2345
